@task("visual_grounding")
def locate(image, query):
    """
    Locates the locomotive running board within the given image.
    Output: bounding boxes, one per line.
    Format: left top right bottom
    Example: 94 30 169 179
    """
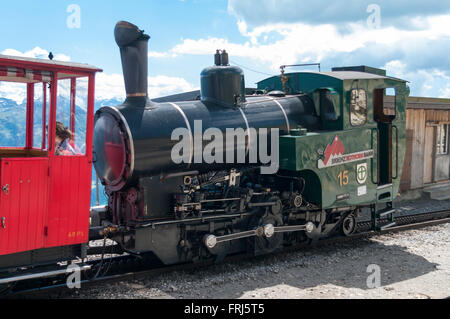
0 264 91 285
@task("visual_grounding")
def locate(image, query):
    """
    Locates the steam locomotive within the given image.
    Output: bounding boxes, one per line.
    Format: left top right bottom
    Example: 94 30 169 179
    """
92 21 408 264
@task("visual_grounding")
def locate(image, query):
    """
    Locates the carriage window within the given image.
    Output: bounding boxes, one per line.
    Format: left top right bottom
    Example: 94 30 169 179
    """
33 83 50 150
350 89 367 126
0 83 27 147
54 78 87 156
74 77 88 155
437 124 449 155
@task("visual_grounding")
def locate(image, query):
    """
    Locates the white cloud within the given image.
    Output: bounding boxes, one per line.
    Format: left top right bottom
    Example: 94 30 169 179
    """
1 48 197 103
94 73 197 101
1 47 70 62
384 60 407 73
94 73 126 101
148 51 177 58
0 72 197 103
441 87 450 98
146 12 450 98
0 47 72 104
382 60 450 98
148 75 197 98
237 19 248 34
0 82 27 104
149 14 450 71
227 0 450 27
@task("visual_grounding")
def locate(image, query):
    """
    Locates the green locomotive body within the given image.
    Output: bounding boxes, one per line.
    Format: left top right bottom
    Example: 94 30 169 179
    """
258 70 408 210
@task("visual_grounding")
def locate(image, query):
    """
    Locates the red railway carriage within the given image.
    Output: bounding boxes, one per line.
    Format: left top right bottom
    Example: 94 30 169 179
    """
0 55 101 269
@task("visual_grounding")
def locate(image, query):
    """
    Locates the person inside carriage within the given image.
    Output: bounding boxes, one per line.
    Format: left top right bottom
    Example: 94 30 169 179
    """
55 121 81 156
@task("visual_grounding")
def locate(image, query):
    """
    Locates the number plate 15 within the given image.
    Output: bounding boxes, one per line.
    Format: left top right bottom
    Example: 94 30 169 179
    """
338 171 349 187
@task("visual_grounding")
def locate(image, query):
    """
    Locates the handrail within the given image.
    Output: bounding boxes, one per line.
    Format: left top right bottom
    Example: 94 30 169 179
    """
371 128 379 184
392 125 399 179
280 63 321 72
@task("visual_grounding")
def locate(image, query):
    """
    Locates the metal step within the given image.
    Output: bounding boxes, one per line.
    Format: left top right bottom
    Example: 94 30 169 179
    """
371 202 396 231
377 183 393 190
378 207 396 217
380 222 396 230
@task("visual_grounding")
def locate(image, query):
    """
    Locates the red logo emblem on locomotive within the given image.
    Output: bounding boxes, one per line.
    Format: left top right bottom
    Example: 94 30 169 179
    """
322 135 345 166
318 135 374 169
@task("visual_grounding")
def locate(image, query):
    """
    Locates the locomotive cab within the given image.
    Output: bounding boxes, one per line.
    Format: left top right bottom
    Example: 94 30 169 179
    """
259 66 408 228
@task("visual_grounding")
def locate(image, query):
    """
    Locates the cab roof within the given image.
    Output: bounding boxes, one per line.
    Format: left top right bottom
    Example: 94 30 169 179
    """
257 71 407 84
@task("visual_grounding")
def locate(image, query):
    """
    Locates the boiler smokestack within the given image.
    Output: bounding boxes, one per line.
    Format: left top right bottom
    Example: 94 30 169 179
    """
114 21 150 102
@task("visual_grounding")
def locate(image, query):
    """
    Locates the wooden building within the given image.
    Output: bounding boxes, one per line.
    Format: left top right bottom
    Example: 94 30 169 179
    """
399 96 450 192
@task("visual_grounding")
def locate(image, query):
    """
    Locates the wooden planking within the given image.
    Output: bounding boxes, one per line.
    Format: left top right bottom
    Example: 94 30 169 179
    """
404 108 450 190
0 158 48 256
423 126 435 184
400 129 413 192
408 109 426 189
45 156 91 248
46 157 67 247
33 159 48 250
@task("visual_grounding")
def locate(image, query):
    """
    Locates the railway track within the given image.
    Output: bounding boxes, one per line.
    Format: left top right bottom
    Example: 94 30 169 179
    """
3 208 450 299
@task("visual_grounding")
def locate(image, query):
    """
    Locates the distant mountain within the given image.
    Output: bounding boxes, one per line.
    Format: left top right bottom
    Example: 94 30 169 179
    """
0 98 27 147
95 98 124 108
0 96 123 205
0 97 122 146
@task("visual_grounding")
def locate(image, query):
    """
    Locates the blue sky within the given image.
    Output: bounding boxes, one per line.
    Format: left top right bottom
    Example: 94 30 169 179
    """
1 0 450 101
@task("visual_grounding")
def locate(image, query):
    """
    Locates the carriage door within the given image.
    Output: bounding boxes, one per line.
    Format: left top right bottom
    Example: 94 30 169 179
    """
373 88 397 188
0 159 49 255
0 82 50 256
44 77 92 249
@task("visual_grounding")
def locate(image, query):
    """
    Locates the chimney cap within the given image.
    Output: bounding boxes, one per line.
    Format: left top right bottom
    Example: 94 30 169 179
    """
115 20 150 47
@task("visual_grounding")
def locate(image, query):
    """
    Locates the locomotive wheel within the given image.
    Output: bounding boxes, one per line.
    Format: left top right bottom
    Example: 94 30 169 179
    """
341 213 357 236
247 198 284 255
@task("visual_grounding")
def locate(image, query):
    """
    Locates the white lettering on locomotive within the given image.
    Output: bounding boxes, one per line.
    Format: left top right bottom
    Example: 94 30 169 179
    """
171 120 280 175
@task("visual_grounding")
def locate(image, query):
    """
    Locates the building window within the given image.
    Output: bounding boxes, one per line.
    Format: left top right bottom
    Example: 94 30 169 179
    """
437 124 449 155
350 89 367 126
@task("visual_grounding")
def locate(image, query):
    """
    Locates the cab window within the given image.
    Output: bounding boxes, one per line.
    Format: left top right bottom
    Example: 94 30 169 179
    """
314 88 340 121
374 88 396 123
350 89 367 126
383 88 397 117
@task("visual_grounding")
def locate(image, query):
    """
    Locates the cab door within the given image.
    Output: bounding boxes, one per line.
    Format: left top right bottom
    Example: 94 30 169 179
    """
373 89 397 187
0 158 49 256
43 76 93 249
